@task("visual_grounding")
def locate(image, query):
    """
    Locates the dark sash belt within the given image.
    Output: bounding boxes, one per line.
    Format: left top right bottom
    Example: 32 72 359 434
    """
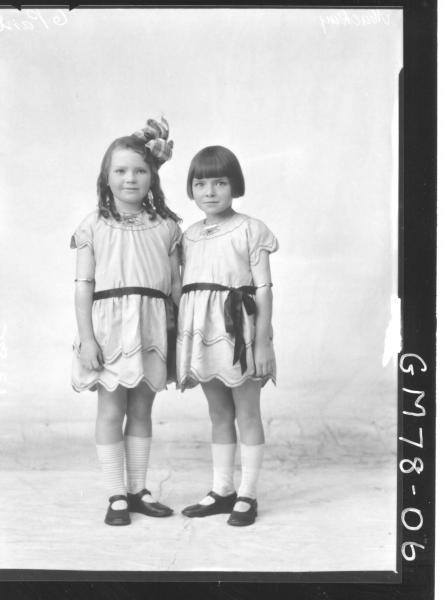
92 286 177 382
93 286 168 301
181 283 257 374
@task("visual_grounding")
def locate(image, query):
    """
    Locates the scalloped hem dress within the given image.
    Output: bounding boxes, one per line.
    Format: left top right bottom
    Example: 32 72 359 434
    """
177 212 278 391
71 210 181 393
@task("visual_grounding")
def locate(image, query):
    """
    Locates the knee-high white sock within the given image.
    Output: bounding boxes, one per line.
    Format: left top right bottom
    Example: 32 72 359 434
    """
237 443 265 500
212 442 236 495
96 440 127 509
199 443 236 506
124 435 154 502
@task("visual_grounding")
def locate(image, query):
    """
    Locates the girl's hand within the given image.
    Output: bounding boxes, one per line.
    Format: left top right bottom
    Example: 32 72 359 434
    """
253 339 275 377
79 338 104 371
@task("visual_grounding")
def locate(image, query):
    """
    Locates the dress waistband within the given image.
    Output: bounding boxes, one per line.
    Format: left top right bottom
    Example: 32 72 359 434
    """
181 283 256 295
93 286 168 301
181 283 257 374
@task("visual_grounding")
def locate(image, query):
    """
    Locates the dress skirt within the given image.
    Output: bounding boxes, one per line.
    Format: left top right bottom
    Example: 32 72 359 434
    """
177 289 276 390
72 295 170 392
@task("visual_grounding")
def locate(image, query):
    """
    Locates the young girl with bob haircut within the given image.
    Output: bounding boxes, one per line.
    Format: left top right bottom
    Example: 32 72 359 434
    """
71 118 181 526
178 145 278 526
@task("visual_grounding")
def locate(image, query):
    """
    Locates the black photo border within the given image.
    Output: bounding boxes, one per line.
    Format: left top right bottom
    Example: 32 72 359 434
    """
0 0 436 598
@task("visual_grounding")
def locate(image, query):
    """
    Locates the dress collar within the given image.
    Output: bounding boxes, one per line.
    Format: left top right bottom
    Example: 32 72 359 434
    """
186 212 247 241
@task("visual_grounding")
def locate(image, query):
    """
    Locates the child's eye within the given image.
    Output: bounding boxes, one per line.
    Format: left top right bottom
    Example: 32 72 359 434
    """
217 181 227 186
193 181 203 187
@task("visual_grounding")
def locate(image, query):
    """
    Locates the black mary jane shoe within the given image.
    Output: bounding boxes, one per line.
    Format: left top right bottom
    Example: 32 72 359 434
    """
182 491 237 518
127 488 173 518
104 494 131 526
227 496 258 527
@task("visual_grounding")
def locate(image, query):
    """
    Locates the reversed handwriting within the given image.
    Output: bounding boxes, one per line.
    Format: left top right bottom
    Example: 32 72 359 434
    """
0 9 68 32
319 9 391 35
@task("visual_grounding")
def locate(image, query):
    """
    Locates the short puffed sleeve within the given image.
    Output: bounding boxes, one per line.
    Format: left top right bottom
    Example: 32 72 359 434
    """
166 218 182 256
246 218 279 266
70 211 97 251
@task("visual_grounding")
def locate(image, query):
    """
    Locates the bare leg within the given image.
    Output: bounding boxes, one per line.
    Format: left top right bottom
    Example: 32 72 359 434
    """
232 379 264 445
95 385 127 444
125 381 155 438
202 379 237 444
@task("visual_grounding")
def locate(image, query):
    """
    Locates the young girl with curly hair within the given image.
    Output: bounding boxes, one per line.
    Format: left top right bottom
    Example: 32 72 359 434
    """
71 118 181 526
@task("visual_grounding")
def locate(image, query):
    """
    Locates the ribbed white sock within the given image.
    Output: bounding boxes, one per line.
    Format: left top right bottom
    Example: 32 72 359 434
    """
199 443 236 506
235 443 265 512
124 435 155 503
96 440 127 509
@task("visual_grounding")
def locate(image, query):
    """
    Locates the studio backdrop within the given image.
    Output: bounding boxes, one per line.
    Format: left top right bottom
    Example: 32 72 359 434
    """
0 7 402 574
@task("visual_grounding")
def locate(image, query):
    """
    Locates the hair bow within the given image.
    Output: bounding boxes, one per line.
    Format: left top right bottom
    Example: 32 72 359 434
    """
133 116 174 166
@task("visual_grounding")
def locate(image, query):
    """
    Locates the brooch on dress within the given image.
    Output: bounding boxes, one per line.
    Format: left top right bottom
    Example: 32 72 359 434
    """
201 223 221 237
121 212 144 226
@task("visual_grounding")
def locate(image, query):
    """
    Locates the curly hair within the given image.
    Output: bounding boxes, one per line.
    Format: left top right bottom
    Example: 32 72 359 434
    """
97 136 181 223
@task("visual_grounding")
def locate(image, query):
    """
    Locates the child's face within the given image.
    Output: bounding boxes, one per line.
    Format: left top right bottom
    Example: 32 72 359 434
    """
108 149 152 210
192 176 233 217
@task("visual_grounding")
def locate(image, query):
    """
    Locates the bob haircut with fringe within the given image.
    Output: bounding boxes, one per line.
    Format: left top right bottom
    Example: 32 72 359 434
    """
186 146 245 199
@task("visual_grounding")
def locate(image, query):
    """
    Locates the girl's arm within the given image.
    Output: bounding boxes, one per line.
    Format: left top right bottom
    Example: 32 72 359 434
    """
74 245 103 370
251 251 275 377
169 247 182 306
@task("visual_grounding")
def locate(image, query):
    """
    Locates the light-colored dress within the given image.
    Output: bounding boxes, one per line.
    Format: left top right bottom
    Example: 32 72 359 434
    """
71 209 181 393
177 212 278 390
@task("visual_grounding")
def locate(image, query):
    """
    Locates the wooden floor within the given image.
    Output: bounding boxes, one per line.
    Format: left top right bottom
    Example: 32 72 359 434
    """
0 452 397 575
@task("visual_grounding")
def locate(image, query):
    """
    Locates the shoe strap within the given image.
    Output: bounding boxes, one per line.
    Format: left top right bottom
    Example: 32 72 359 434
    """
109 494 128 504
207 490 221 500
234 496 256 507
208 490 235 500
134 488 152 499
